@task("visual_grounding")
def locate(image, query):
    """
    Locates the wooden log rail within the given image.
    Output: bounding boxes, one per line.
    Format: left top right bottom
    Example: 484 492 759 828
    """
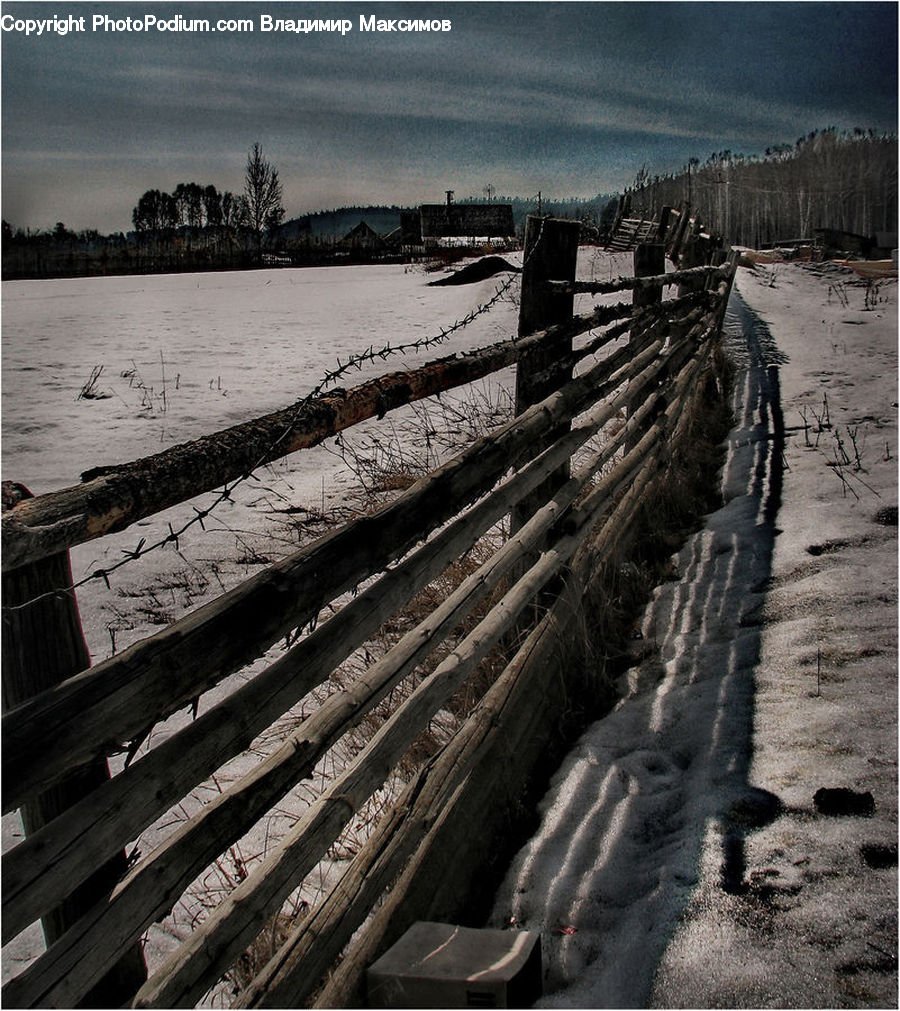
545 261 730 297
246 465 663 1010
310 446 670 1011
234 449 669 1010
1 279 719 812
2 223 738 1009
2 288 706 574
1 302 699 813
4 318 723 1009
2 338 669 953
280 277 736 1011
3 320 692 950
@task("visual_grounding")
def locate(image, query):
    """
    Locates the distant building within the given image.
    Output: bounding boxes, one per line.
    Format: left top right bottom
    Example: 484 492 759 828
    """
381 226 404 251
339 221 386 251
419 199 515 241
874 232 898 258
400 210 423 246
813 228 874 258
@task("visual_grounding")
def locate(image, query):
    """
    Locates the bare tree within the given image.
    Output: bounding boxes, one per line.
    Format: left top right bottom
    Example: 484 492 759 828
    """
626 129 897 247
244 142 284 258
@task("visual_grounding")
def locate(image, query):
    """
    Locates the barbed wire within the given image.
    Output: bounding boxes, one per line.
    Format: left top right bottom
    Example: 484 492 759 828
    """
4 226 548 615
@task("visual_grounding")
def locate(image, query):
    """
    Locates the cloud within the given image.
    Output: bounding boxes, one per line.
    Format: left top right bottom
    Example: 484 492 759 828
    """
2 1 896 232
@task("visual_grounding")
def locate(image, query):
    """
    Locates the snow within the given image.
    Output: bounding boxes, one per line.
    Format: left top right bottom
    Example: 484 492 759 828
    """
6 252 893 1006
2 264 512 491
1 262 521 659
0 247 629 997
1 249 630 664
490 259 898 1007
1 257 533 993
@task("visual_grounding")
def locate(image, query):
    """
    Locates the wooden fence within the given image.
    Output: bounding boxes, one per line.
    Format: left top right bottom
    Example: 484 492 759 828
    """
2 214 738 1008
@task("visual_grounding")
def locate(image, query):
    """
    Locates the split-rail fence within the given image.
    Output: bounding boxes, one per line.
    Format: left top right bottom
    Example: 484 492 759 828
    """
2 209 737 1008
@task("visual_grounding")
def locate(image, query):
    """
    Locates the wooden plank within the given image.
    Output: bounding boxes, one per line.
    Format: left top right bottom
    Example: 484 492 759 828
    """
10 396 625 1004
655 206 673 242
1 482 147 1005
678 233 714 296
0 370 626 984
2 335 671 968
627 244 667 452
130 544 579 1005
632 244 666 310
1 317 645 815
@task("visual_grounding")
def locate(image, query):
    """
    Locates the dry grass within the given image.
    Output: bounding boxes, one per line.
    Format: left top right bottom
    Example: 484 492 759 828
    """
171 342 737 1005
324 383 515 505
567 346 735 714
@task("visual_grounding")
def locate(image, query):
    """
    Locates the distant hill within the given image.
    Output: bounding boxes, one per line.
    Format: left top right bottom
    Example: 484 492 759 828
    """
279 206 408 241
280 194 620 241
458 194 619 231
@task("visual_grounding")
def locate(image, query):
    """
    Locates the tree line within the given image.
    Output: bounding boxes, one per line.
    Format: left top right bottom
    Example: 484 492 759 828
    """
4 128 895 279
627 128 897 249
130 143 284 266
2 143 286 278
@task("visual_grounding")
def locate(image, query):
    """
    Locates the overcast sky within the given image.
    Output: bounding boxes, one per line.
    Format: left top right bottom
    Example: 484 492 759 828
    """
2 1 897 233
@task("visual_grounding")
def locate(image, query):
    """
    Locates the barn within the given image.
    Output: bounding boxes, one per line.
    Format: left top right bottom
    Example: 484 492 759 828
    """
419 201 515 241
339 221 386 252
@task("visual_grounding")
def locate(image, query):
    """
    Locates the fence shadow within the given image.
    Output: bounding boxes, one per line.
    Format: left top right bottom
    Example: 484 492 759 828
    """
2 216 740 1006
490 290 787 1008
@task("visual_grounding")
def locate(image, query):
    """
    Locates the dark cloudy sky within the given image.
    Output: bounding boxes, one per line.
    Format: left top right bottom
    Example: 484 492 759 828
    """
2 1 897 233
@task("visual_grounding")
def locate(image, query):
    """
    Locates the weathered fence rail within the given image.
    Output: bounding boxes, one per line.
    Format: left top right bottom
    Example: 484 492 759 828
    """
2 214 738 1007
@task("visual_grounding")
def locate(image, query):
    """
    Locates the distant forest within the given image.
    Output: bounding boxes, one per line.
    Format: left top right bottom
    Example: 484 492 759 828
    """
1 191 616 279
283 194 618 241
628 128 897 249
2 128 896 279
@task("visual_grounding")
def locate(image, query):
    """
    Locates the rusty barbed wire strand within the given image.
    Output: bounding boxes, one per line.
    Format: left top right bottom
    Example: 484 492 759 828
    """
4 222 549 616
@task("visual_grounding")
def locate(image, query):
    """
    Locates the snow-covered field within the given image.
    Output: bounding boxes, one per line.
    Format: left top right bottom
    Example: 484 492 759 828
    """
490 259 898 1008
2 252 628 660
2 263 524 493
1 261 523 659
0 249 631 997
6 252 893 1007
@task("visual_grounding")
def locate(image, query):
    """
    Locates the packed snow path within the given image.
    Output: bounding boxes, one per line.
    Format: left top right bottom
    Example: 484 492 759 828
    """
491 263 897 1009
490 288 786 1006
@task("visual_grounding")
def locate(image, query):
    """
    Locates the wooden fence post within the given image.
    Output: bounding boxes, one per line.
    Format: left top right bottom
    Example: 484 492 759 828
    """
608 193 628 243
714 249 741 329
668 200 691 262
511 215 581 536
633 243 665 310
628 243 666 449
655 206 672 243
677 230 712 297
2 481 147 1005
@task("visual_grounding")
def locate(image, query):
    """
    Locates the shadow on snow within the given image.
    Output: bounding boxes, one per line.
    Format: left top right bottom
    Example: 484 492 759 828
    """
490 290 789 1007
